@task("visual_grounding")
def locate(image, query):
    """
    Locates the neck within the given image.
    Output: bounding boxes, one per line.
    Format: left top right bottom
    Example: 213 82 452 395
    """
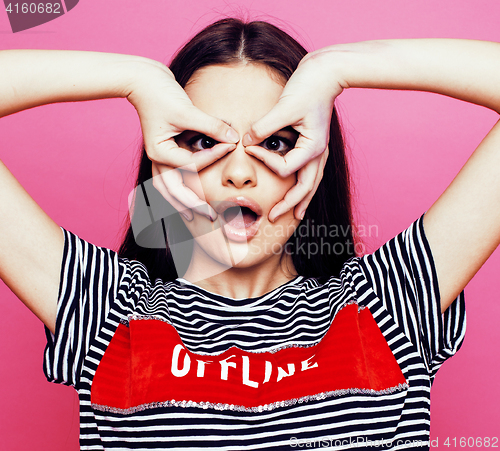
182 244 298 299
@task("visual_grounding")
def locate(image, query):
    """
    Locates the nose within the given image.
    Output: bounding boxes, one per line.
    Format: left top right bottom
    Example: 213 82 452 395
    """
221 142 257 189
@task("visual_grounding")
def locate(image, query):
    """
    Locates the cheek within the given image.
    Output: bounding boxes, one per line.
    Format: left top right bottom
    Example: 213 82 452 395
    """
265 172 297 204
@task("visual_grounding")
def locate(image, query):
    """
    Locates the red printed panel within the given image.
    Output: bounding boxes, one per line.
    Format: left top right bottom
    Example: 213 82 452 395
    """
91 304 406 411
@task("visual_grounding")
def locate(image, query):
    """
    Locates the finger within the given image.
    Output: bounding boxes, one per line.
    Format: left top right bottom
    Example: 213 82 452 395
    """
155 165 217 221
151 164 193 221
190 142 236 170
268 156 322 222
279 133 327 173
245 145 313 178
245 136 326 179
244 145 289 174
293 149 329 220
242 101 301 146
150 141 235 171
147 139 198 168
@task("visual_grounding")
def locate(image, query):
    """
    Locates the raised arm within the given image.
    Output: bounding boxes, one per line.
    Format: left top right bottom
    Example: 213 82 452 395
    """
320 39 500 311
0 50 238 333
243 39 500 311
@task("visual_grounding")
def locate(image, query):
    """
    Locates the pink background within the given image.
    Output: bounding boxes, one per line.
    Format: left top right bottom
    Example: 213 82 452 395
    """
1 0 499 449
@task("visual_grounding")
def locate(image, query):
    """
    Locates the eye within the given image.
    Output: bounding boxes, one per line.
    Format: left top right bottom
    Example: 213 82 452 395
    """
259 135 294 155
187 134 219 152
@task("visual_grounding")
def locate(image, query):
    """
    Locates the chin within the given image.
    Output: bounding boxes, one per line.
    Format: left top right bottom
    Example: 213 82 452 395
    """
199 235 291 270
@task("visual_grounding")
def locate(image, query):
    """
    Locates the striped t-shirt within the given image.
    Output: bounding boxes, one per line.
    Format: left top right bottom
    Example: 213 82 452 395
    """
44 215 466 450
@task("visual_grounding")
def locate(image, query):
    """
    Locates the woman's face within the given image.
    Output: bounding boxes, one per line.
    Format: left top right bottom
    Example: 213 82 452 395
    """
176 63 300 274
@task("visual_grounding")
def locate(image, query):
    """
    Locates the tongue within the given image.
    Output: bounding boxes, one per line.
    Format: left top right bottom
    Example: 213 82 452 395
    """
224 207 256 228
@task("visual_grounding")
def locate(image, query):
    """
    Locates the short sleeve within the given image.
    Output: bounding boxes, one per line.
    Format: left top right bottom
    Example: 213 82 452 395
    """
359 215 466 379
43 229 130 387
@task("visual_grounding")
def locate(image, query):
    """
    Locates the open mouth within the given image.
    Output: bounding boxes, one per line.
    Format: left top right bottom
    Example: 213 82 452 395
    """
212 197 263 242
223 206 258 229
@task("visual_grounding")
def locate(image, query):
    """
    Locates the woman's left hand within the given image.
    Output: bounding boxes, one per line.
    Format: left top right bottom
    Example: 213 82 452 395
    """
242 51 344 222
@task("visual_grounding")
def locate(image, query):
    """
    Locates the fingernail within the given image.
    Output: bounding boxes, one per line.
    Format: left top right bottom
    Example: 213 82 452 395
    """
242 133 252 146
226 128 239 143
208 207 218 222
300 210 305 220
204 206 218 222
181 212 192 222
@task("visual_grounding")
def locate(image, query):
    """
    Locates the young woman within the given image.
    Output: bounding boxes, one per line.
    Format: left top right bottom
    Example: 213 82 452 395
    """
1 18 498 450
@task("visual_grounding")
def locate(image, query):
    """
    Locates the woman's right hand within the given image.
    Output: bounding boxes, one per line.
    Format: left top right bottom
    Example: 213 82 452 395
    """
126 64 239 220
0 50 239 332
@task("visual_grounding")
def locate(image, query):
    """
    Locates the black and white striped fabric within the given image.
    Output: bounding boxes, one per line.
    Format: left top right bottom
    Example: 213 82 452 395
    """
44 215 465 450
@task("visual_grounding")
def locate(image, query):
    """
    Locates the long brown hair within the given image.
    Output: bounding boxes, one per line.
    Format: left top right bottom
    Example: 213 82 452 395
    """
119 18 354 282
